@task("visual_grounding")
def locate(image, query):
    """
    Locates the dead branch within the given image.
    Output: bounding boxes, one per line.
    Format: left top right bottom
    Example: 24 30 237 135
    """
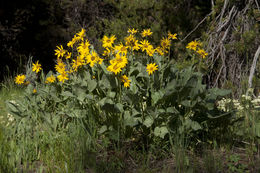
248 45 260 89
205 0 259 93
181 12 212 42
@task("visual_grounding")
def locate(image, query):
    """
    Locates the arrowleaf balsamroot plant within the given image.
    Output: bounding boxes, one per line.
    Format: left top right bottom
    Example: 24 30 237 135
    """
7 28 233 171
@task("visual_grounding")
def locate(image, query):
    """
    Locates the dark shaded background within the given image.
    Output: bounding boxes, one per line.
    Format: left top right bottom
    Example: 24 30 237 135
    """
0 0 212 81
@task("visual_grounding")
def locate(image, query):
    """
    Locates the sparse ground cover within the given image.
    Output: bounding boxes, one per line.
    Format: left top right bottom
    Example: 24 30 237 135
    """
0 28 260 173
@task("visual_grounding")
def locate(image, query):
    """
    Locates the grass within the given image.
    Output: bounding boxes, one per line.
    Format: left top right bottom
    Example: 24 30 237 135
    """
1 78 260 172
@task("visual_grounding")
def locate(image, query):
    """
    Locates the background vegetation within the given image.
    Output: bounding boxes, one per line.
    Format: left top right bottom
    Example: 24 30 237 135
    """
1 0 211 79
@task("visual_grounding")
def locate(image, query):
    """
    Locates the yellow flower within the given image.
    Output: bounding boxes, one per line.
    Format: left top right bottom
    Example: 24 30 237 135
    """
125 35 140 51
77 40 90 55
97 57 104 65
86 51 99 67
120 75 131 88
102 35 116 48
114 43 128 56
72 56 85 71
140 40 152 52
102 47 112 57
146 63 158 75
57 71 69 83
125 34 135 44
45 75 56 84
68 35 81 47
76 28 86 40
15 74 26 85
110 53 128 68
55 45 66 58
132 40 141 51
160 37 171 49
33 88 37 93
141 29 153 37
55 59 66 74
128 28 138 35
146 47 155 57
107 62 122 75
186 40 199 51
168 32 177 40
197 49 208 58
65 52 72 59
155 47 165 56
32 60 42 73
67 40 75 48
71 59 80 72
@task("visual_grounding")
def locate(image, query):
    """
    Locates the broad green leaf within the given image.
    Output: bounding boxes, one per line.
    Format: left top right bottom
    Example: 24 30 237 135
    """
143 116 154 127
74 87 87 102
124 111 139 127
88 79 97 92
108 91 116 98
207 88 231 100
115 103 124 113
61 91 74 98
99 125 107 134
181 100 191 107
166 107 179 114
154 126 168 138
152 91 164 105
98 98 115 112
191 121 202 131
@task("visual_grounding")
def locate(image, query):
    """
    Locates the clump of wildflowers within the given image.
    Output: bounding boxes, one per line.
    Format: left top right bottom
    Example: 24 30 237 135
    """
14 27 180 86
186 40 208 59
217 90 260 113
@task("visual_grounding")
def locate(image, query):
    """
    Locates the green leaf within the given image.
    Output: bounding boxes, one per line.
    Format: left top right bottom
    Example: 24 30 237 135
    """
181 100 191 107
100 63 109 74
61 91 74 98
152 91 164 105
154 126 168 138
191 121 202 131
6 101 24 117
207 88 231 100
143 116 154 127
166 107 179 114
115 103 124 113
88 79 97 92
108 91 116 98
98 98 115 112
124 111 139 127
99 125 107 134
129 77 138 94
100 74 112 89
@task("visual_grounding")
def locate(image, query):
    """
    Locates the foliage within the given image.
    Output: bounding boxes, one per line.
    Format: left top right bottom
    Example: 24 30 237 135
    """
7 28 230 154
